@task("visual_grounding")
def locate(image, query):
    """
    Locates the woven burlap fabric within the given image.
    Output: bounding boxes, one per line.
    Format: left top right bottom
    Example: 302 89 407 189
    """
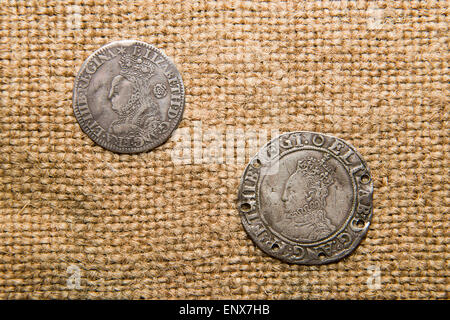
0 0 448 299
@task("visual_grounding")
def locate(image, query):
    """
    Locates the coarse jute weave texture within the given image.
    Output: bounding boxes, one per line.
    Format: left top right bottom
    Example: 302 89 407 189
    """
0 0 448 299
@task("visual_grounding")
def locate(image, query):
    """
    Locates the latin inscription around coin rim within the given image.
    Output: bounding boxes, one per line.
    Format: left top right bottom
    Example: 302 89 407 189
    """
237 131 373 265
73 40 185 153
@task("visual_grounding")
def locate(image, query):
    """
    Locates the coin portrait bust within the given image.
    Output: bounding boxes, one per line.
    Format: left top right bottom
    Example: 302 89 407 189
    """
281 154 336 241
107 54 161 138
73 40 185 153
239 132 372 264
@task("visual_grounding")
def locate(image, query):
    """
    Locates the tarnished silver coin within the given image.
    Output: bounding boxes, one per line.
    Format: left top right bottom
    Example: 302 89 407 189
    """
237 131 373 264
73 40 185 153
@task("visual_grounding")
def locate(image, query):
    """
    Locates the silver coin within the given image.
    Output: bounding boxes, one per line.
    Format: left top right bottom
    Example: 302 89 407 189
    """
72 40 185 153
237 131 373 264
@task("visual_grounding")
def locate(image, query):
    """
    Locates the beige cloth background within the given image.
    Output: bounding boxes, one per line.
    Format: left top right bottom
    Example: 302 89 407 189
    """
0 0 448 299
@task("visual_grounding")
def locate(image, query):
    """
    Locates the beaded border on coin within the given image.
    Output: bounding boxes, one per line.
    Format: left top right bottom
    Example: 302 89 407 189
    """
72 40 185 154
237 131 373 265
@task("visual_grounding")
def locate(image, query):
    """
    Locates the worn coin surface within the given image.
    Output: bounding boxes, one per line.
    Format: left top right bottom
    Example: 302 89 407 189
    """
73 40 185 153
237 131 373 264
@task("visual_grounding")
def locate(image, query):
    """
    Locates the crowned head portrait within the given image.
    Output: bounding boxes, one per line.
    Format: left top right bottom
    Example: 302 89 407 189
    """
108 53 161 139
281 154 336 241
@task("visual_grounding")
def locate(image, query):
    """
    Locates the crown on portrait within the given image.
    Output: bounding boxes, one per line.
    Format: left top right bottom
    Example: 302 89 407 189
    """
297 154 334 186
118 53 156 82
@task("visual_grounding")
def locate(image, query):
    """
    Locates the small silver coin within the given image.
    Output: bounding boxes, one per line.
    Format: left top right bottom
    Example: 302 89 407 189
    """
237 131 373 264
72 40 185 153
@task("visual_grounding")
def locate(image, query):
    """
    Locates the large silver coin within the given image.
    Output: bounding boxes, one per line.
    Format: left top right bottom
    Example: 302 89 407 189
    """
237 132 373 264
73 40 185 153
